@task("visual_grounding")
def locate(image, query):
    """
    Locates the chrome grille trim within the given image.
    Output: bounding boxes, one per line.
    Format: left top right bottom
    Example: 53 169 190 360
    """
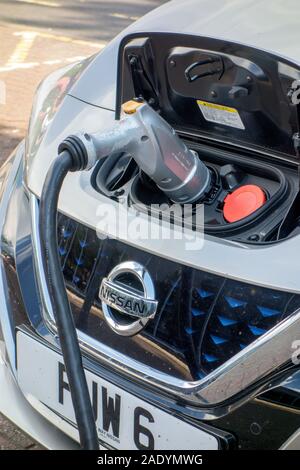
30 193 300 410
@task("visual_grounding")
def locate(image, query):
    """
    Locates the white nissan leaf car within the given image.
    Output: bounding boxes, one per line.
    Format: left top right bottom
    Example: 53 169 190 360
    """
0 0 300 450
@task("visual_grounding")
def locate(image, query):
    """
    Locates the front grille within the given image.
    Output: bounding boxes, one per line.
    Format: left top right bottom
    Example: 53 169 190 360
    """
58 214 300 380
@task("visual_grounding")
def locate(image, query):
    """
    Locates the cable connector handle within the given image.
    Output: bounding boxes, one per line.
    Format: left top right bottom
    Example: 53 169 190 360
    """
58 133 97 171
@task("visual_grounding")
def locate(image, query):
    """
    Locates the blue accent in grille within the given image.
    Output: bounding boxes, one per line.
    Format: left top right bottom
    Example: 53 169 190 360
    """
185 327 195 335
203 353 218 363
192 308 206 317
257 306 281 318
239 343 247 350
197 288 214 299
210 334 227 345
248 325 267 336
79 240 88 248
59 247 67 256
218 315 238 327
271 294 282 300
225 296 247 308
62 230 72 239
72 275 80 284
75 257 83 266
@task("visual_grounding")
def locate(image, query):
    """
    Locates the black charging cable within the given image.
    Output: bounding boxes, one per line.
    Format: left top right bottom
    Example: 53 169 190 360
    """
39 137 99 450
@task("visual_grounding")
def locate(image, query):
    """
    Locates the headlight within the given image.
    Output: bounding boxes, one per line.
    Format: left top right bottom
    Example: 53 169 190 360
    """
25 58 92 182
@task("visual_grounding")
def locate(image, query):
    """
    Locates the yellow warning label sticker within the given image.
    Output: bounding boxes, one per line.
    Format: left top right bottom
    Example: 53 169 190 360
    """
197 100 245 130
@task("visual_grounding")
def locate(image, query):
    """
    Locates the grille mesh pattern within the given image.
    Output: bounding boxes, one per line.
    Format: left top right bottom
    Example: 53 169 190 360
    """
57 214 300 378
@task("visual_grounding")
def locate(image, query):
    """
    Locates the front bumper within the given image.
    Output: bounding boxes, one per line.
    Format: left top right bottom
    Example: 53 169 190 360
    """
1 141 300 450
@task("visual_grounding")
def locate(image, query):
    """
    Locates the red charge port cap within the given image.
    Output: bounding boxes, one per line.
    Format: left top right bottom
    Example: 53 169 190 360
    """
223 184 266 223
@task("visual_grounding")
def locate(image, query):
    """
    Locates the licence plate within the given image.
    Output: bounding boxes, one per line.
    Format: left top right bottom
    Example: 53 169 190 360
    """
17 332 219 450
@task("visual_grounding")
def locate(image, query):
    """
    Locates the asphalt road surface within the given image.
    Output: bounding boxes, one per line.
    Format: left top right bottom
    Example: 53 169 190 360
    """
0 0 165 42
0 0 167 450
